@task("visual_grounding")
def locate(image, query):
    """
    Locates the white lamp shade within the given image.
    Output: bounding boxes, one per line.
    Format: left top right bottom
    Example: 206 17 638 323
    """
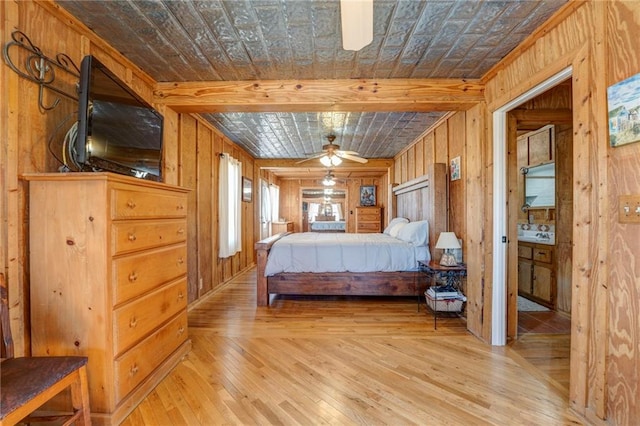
435 232 461 250
320 156 332 167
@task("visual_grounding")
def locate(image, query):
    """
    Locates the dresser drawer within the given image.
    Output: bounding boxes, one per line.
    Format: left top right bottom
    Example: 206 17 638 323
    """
111 188 187 219
112 219 187 255
114 277 187 355
114 311 188 403
518 245 533 259
113 243 187 305
533 247 552 263
357 222 381 232
358 213 381 222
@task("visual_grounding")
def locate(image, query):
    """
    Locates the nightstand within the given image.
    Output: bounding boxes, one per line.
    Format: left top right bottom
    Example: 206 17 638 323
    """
418 260 467 329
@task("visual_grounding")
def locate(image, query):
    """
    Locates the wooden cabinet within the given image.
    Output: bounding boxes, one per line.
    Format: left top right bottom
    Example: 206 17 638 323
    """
356 206 382 233
272 221 293 234
518 124 555 167
517 242 555 308
25 173 191 425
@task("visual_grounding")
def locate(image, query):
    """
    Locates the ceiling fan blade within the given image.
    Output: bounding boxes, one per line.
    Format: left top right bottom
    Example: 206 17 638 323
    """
336 150 360 156
295 154 323 164
340 0 373 51
338 152 368 163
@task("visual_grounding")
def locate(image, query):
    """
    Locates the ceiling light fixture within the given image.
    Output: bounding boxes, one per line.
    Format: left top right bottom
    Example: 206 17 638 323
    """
340 0 373 51
322 170 337 186
320 154 343 167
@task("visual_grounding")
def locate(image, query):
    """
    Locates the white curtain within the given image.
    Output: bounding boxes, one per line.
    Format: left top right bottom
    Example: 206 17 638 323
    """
332 203 343 220
219 153 242 258
270 184 280 222
309 202 320 222
260 179 271 239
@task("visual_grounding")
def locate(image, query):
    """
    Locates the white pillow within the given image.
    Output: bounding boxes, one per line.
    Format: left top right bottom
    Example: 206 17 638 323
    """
388 222 407 238
396 220 429 246
383 217 409 235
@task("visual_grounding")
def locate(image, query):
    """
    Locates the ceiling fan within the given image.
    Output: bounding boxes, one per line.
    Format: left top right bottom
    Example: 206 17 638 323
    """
340 0 373 51
318 169 346 186
298 135 368 165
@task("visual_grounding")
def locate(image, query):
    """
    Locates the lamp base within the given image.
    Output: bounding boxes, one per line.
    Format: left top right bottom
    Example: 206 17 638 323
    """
439 253 458 267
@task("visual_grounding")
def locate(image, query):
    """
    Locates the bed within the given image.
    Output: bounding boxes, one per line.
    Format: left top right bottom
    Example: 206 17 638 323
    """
255 163 447 306
309 220 346 232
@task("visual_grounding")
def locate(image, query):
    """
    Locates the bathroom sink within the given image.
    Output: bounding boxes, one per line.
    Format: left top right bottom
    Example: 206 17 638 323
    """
518 230 555 245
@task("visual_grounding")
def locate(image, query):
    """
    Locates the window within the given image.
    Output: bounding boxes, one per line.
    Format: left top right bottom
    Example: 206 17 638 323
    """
219 153 242 258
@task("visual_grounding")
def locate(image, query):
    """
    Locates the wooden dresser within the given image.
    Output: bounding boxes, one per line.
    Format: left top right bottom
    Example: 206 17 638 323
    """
355 206 382 233
25 173 191 425
272 221 293 234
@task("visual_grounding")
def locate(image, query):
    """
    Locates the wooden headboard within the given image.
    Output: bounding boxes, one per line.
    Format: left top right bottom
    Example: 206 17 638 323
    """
392 163 448 253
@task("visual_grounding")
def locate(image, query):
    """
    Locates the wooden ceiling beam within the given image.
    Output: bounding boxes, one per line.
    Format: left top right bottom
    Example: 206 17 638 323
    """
154 79 484 113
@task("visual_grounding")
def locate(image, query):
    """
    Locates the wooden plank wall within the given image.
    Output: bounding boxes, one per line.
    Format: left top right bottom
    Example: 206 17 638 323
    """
0 1 258 354
604 1 640 424
393 112 483 335
482 1 640 424
178 114 256 301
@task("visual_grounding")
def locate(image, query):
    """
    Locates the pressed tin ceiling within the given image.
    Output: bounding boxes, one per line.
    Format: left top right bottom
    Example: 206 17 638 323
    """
56 0 567 161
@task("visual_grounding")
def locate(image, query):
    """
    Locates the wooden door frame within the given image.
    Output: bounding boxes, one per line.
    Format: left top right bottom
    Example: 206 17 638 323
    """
491 67 573 345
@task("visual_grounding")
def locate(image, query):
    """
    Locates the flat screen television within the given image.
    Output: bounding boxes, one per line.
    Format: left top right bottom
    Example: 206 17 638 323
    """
74 55 163 181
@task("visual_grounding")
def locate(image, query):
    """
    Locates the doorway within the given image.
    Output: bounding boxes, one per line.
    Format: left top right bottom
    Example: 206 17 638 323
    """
492 67 574 393
491 66 573 345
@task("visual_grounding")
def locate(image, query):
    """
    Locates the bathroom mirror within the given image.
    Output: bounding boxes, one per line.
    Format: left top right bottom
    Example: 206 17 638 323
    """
521 163 555 209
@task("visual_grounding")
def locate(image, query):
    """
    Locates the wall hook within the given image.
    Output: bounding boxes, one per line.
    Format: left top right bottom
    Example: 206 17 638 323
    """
3 30 79 112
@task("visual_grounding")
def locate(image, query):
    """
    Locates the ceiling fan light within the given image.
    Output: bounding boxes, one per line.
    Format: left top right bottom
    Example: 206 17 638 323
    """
340 0 373 51
323 178 336 186
331 156 343 166
320 155 332 167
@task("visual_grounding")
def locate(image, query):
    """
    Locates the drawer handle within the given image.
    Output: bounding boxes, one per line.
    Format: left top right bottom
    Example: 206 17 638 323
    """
128 233 137 241
177 228 185 234
129 317 137 328
178 292 184 300
178 326 185 335
126 200 136 209
537 252 546 255
129 364 139 376
128 272 138 282
177 257 184 265
176 204 184 210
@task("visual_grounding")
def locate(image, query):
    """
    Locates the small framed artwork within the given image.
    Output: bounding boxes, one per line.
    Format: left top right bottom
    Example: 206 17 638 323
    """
607 72 640 147
242 177 252 202
360 185 376 206
450 156 461 181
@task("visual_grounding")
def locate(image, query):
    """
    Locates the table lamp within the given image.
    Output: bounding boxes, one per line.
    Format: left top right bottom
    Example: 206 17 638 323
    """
435 232 461 266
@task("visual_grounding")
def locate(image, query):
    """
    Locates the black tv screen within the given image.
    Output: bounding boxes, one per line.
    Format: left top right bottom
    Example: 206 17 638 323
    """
75 55 163 181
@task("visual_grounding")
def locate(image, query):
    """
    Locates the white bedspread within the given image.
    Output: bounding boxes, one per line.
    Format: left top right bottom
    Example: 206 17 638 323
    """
264 232 430 276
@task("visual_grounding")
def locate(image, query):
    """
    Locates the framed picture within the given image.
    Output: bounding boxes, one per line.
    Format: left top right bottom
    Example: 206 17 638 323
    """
360 185 376 206
450 156 461 181
607 72 640 147
242 177 252 202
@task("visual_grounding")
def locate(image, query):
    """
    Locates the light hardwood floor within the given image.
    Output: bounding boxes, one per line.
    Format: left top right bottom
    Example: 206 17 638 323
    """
121 268 582 425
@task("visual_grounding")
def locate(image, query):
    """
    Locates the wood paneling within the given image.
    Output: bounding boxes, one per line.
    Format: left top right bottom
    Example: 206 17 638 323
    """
464 103 487 339
605 1 640 423
197 124 213 296
448 112 466 239
178 114 198 303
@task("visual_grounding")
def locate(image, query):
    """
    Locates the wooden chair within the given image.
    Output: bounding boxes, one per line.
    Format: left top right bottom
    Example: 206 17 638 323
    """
0 273 91 425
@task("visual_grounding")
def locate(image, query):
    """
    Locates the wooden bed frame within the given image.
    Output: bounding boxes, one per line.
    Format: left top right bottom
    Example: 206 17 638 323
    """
255 163 447 306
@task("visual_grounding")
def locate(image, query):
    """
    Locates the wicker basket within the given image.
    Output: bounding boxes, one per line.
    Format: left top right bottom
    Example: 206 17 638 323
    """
424 291 464 312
